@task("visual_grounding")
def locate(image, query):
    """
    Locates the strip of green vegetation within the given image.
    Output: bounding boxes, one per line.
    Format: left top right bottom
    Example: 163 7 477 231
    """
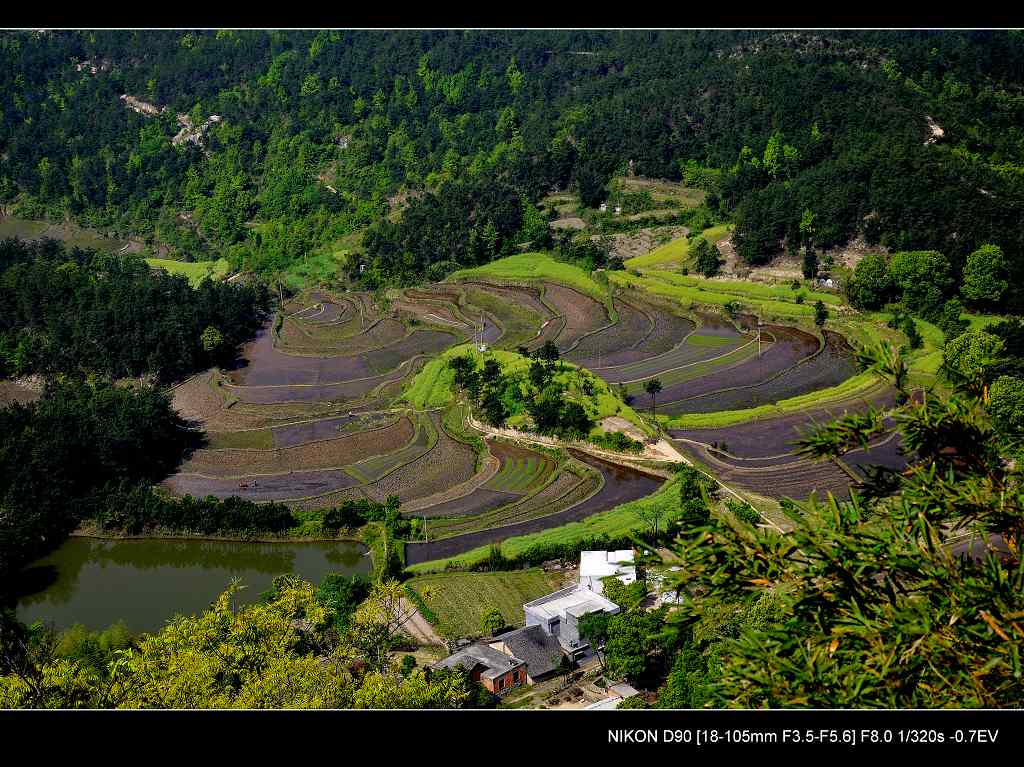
405 473 681 573
204 429 274 450
686 333 737 348
626 236 690 270
639 269 841 306
623 224 732 270
610 271 817 318
146 257 231 288
663 370 883 429
450 252 608 303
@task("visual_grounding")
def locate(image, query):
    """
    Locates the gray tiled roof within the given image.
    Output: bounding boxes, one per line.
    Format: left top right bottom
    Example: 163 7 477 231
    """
494 625 564 678
433 642 524 680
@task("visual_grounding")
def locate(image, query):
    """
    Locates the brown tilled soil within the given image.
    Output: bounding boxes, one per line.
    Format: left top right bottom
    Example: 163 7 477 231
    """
0 380 42 406
603 225 690 261
541 282 610 350
171 370 226 423
459 281 555 321
164 468 360 502
406 453 664 565
551 217 587 230
178 416 416 476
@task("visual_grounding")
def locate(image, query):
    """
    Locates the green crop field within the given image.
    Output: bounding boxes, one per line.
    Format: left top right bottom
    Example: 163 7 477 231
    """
404 569 566 637
146 257 231 288
450 252 609 303
485 453 555 494
686 333 737 348
623 224 732 270
610 271 820 318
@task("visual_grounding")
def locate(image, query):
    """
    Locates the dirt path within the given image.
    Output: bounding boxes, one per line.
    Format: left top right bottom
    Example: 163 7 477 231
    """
400 598 443 646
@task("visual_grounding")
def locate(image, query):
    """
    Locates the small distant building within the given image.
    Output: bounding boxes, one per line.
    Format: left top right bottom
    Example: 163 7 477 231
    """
614 206 622 216
488 625 564 684
599 203 608 213
432 643 526 696
579 550 636 595
524 586 620 660
584 683 640 710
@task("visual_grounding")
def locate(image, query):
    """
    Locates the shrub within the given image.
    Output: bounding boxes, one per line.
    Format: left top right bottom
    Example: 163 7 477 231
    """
726 499 760 525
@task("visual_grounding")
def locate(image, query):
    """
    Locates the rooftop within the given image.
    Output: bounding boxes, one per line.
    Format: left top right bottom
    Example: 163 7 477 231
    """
580 549 634 575
579 550 637 590
433 643 525 681
524 585 620 621
490 625 563 678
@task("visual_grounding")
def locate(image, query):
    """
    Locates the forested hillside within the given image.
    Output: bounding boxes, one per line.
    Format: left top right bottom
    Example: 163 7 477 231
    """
3 30 1024 302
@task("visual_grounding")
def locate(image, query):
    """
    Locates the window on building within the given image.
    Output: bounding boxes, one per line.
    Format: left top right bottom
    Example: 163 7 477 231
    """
550 618 560 635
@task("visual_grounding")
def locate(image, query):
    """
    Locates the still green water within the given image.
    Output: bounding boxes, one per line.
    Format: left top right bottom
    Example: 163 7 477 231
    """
15 537 371 633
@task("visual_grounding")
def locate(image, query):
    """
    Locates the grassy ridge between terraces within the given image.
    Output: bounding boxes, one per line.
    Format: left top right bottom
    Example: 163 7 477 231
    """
449 252 609 303
405 473 682 574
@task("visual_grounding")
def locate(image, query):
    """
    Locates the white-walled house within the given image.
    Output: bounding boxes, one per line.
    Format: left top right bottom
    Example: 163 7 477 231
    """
579 550 636 595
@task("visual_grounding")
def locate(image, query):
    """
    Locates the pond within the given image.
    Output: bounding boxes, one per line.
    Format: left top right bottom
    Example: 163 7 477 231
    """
14 537 371 634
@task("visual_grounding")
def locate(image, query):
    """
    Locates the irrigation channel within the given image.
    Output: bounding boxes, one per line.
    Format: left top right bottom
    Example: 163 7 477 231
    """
14 537 370 632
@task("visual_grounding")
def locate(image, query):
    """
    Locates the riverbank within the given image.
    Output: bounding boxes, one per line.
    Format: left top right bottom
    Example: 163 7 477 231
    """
70 522 366 547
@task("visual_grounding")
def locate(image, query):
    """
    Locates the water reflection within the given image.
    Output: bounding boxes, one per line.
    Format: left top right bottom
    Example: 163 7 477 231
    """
15 537 370 633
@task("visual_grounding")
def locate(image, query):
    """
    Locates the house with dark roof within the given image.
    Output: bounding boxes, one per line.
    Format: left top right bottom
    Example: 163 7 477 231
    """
432 642 526 696
488 625 564 683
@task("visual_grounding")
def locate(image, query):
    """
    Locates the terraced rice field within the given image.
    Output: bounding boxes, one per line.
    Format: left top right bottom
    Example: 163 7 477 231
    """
541 282 612 351
672 330 859 414
344 413 436 484
179 416 416 476
483 442 557 495
158 263 884 557
645 325 820 414
564 298 654 366
164 468 360 502
458 286 547 350
408 452 664 563
223 362 415 405
265 412 393 447
669 388 898 458
668 385 907 501
590 310 746 384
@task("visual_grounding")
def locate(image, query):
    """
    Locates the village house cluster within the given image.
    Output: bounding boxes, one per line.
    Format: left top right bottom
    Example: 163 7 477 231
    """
432 550 641 706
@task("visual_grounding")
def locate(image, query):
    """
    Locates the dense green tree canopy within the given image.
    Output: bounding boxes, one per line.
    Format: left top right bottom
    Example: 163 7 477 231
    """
961 243 1010 307
2 31 1024 299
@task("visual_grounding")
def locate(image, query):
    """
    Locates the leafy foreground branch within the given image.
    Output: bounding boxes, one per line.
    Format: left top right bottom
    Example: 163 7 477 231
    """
0 577 490 709
670 343 1024 707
